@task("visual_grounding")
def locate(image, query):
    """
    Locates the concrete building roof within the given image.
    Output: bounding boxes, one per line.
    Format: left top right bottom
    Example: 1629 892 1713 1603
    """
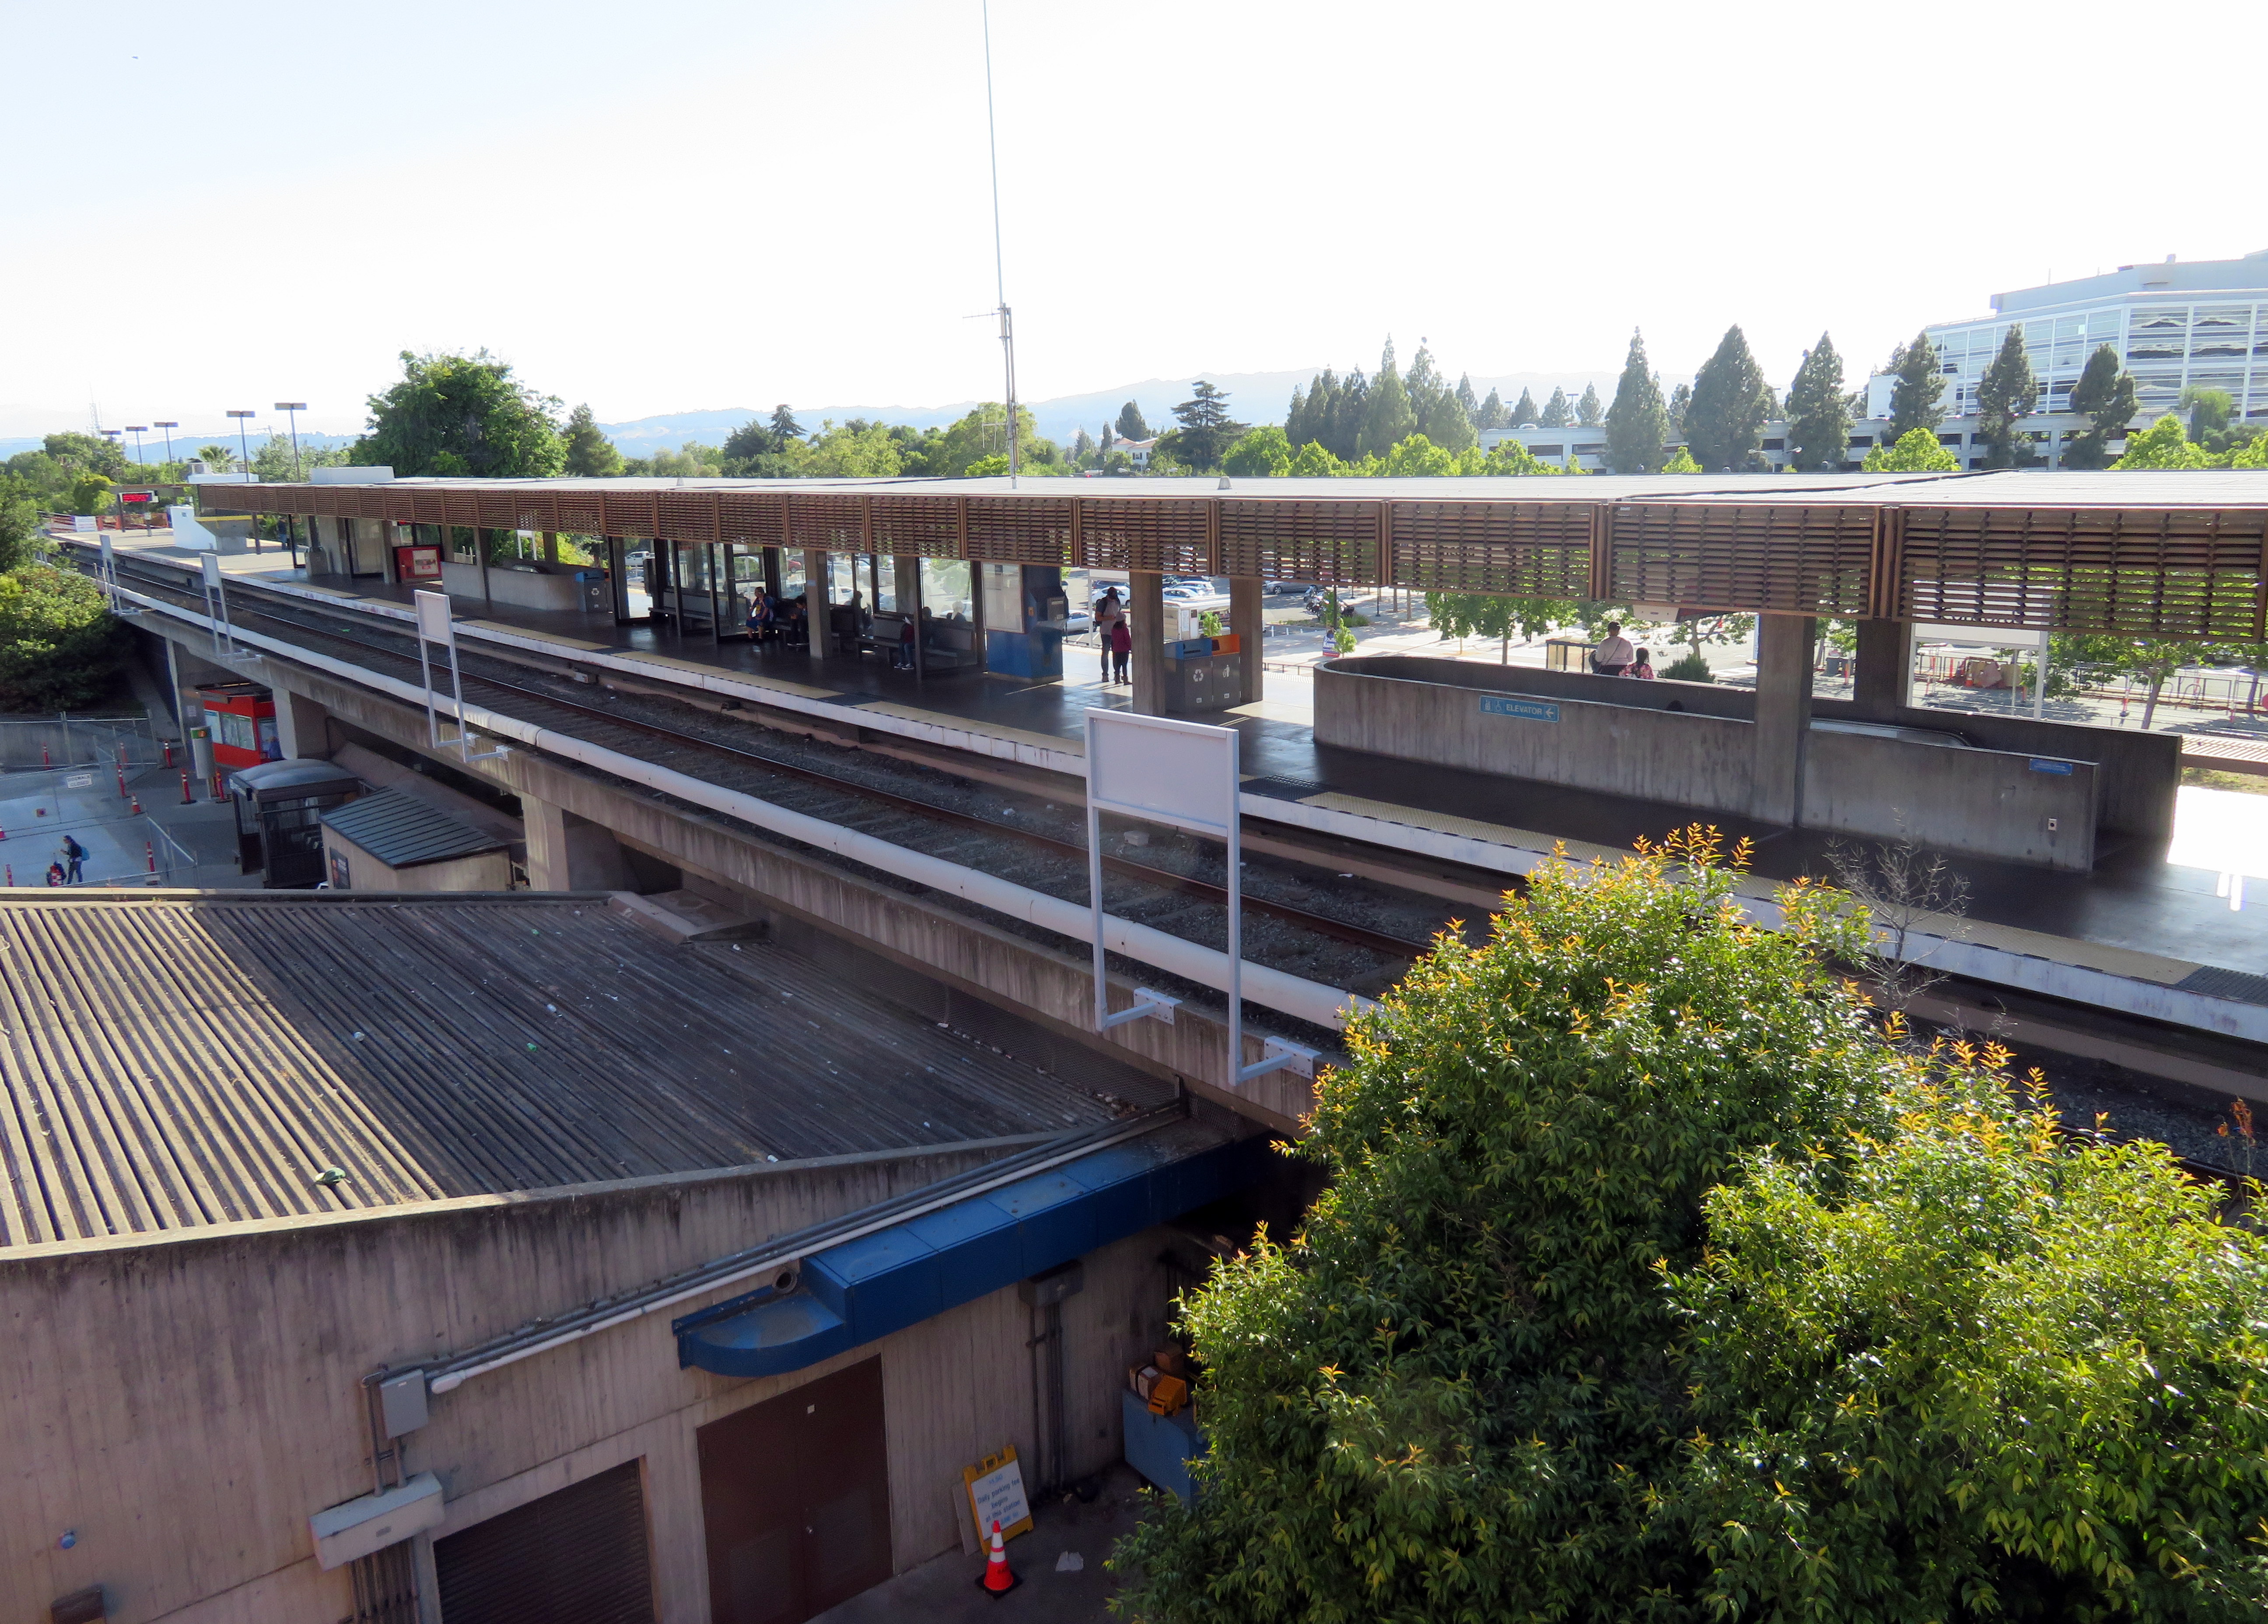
0 893 1166 1249
321 786 505 868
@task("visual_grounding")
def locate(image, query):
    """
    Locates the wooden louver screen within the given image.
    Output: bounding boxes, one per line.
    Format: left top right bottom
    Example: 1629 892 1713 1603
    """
963 496 1071 565
1898 507 2268 638
1215 499 1381 586
787 493 866 553
1390 501 1592 597
869 494 960 558
1609 503 1877 615
1073 498 1210 574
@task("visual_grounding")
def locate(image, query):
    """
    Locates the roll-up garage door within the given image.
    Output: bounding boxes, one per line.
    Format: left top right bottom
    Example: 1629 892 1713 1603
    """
434 1458 656 1624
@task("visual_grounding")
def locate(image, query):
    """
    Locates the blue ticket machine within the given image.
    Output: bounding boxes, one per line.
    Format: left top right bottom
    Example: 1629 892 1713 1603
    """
981 562 1066 681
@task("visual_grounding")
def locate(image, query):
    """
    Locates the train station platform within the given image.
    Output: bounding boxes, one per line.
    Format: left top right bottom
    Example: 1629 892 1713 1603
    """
111 553 2268 1044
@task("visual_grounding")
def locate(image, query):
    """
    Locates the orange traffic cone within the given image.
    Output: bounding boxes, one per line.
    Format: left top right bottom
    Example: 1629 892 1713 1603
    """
978 1518 1019 1597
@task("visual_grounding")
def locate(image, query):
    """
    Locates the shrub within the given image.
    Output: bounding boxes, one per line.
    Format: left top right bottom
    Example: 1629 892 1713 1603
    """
1662 648 1715 682
0 565 129 710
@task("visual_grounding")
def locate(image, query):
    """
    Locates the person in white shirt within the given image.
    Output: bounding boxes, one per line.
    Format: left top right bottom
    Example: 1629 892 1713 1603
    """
1593 621 1636 676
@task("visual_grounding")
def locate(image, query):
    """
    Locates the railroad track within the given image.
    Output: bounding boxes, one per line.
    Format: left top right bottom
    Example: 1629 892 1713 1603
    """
96 554 1439 968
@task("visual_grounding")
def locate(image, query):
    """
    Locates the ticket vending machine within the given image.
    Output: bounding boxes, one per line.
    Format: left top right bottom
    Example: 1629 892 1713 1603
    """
980 563 1066 681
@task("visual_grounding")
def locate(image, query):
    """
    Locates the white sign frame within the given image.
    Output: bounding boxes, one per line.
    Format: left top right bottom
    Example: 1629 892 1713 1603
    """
1084 709 1314 1088
413 590 507 763
197 552 252 660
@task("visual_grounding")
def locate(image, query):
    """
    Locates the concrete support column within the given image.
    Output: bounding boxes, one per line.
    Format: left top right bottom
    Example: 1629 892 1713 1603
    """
1751 614 1816 827
521 792 633 892
1851 618 1914 721
1130 571 1166 716
542 531 560 565
1229 577 1263 705
270 689 331 761
804 548 829 661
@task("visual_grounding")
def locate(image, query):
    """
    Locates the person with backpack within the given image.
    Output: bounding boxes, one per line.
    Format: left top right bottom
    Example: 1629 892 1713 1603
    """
60 835 86 885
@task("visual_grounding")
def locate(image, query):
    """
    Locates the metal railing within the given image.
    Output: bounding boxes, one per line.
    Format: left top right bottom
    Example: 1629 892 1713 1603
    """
0 715 167 774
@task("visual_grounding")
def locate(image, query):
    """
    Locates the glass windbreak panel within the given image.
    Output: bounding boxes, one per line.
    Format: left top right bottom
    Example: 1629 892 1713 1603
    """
730 545 766 586
869 555 898 615
921 559 972 624
780 550 806 600
829 553 857 608
980 562 1022 632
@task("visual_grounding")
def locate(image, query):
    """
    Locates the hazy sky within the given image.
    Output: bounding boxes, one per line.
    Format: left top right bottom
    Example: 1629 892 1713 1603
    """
5 0 2264 440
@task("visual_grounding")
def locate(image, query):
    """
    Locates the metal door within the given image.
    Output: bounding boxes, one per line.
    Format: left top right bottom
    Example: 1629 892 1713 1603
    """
697 1356 892 1624
434 1458 656 1624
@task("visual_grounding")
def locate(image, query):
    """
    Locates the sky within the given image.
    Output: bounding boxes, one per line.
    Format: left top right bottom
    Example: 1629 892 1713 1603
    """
4 0 2264 443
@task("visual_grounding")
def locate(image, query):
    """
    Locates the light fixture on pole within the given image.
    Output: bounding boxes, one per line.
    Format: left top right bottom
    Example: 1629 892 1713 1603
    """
980 0 1018 488
224 409 255 475
125 426 149 466
274 402 307 479
153 421 178 463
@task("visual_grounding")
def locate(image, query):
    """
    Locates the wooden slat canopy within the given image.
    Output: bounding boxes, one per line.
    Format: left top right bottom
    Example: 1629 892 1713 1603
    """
221 476 2268 631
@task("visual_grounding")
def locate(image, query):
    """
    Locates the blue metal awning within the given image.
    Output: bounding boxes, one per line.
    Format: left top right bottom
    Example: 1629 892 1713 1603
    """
674 1120 1270 1378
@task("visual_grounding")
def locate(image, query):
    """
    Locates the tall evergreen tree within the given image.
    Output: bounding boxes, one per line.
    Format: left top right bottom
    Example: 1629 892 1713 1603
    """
1667 382 1692 440
1603 329 1670 474
1684 325 1767 471
1575 383 1603 426
1477 387 1508 431
1284 385 1312 446
1420 389 1477 452
561 403 623 477
1975 326 2040 468
1330 370 1368 461
2065 344 2138 469
1512 387 1541 426
769 403 805 443
1456 374 1480 419
1885 332 1947 440
1405 342 1444 423
1540 387 1571 427
1784 334 1850 472
1168 381 1245 469
1362 342 1417 456
1116 401 1152 442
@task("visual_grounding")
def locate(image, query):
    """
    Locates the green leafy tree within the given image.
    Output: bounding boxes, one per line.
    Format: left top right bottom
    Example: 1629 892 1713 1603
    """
69 473 114 515
2180 385 2246 453
1115 400 1151 443
1360 343 1418 457
1222 425 1293 477
2113 412 2213 471
41 432 128 481
563 403 624 477
1886 330 1948 440
2231 427 2268 468
1511 386 1541 426
1975 325 2040 468
1685 323 1768 470
1378 433 1456 477
353 349 565 477
195 443 235 471
1785 333 1851 471
1603 328 1670 473
1288 439 1347 477
0 475 43 572
768 404 804 444
2063 344 2139 469
1574 381 1603 426
251 433 349 484
1661 446 1703 473
1862 426 1961 472
1110 831 1890 1624
0 563 128 709
1673 1065 2268 1623
1540 385 1573 427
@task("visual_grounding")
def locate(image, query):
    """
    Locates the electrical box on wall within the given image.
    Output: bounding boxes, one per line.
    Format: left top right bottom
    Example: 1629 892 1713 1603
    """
309 1474 443 1570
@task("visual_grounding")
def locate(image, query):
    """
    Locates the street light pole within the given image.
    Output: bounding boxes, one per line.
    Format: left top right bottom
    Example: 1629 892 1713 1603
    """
980 0 1018 488
274 402 307 479
154 421 178 464
125 426 148 466
227 409 259 551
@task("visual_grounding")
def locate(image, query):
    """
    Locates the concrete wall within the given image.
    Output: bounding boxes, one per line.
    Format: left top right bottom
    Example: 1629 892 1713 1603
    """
441 559 587 612
0 1141 1186 1624
320 827 515 892
1316 657 2100 871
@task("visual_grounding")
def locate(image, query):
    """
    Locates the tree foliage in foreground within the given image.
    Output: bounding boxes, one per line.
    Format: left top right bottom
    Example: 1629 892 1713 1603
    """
1862 426 1961 473
1113 831 1900 1622
1113 832 2268 1623
352 349 566 478
0 563 127 710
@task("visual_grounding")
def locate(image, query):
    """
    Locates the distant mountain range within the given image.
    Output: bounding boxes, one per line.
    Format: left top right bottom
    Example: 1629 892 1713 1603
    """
0 367 1634 466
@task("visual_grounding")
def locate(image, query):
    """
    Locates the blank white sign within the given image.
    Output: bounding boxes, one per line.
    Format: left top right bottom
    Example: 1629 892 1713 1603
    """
1086 710 1235 836
413 590 455 643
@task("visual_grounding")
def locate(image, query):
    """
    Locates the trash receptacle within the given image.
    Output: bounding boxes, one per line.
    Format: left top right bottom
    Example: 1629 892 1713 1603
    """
574 569 609 613
1162 637 1242 714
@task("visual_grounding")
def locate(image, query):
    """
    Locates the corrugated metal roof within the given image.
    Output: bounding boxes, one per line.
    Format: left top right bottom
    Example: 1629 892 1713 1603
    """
0 894 1167 1250
322 787 505 868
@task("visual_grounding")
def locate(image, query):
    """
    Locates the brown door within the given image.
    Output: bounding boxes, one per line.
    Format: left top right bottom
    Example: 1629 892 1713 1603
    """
698 1356 892 1624
433 1458 656 1624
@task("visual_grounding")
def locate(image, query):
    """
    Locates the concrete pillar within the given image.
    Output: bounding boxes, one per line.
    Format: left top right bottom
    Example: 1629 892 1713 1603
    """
542 531 560 565
1751 614 1816 826
1851 618 1914 721
270 688 330 760
522 793 634 892
804 548 829 661
1229 577 1263 704
1130 571 1166 716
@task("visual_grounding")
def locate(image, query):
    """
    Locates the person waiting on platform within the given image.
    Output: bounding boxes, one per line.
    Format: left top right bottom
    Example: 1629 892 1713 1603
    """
1629 646 1656 680
1093 585 1125 643
894 614 917 670
782 594 809 649
746 585 775 643
1592 621 1635 676
1108 615 1132 684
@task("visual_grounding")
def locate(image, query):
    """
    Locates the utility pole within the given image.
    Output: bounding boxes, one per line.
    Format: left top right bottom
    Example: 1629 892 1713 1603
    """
275 402 308 478
981 0 1017 486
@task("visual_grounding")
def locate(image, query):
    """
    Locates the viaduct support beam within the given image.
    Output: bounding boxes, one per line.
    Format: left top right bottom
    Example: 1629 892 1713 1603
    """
1751 613 1815 827
522 792 633 892
271 690 331 761
1852 618 1914 720
1229 576 1263 705
1130 571 1166 716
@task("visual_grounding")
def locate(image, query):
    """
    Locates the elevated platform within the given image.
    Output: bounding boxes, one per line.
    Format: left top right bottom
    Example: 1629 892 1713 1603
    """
113 554 2268 1046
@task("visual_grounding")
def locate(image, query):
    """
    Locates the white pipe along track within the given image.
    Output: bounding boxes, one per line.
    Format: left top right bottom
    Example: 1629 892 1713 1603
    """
127 585 1368 1032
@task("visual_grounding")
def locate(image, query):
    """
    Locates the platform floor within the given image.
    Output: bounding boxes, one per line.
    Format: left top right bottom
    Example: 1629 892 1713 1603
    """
189 564 2268 991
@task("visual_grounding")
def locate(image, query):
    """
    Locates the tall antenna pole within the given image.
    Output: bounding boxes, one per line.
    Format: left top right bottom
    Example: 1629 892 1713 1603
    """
981 0 1018 487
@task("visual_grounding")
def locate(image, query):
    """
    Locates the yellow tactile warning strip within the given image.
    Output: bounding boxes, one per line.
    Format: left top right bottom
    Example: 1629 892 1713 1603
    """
719 671 856 702
460 622 613 652
1293 791 1625 866
850 702 1081 758
1945 918 2200 985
